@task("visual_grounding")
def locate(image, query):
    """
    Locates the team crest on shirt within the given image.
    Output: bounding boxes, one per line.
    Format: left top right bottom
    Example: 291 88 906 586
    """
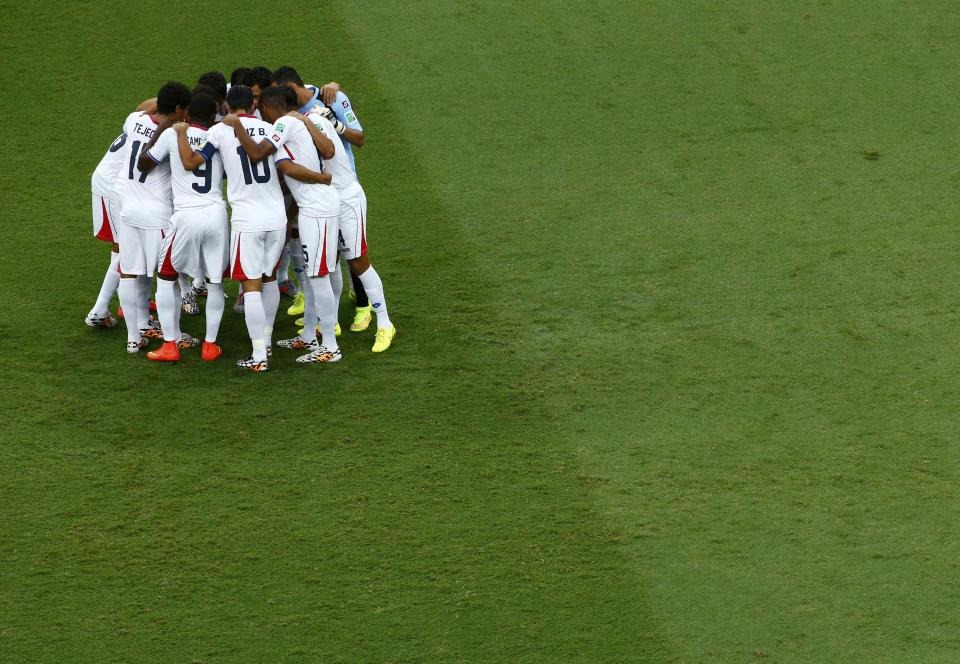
275 122 285 132
272 134 281 142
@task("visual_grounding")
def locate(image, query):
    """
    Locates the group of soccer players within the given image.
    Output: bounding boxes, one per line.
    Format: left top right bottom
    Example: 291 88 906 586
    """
85 66 395 371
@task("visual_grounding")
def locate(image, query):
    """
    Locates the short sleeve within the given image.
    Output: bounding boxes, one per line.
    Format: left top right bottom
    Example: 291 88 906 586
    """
332 92 362 131
147 128 172 163
267 118 291 152
199 126 220 161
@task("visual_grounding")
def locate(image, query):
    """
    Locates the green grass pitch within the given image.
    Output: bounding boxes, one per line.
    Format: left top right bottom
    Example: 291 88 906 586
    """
3 1 960 661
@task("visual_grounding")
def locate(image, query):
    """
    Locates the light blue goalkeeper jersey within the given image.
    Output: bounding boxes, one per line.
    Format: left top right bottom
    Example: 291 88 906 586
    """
300 86 363 173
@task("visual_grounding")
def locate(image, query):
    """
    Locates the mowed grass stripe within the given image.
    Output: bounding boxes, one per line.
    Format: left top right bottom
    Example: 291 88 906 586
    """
3 3 673 662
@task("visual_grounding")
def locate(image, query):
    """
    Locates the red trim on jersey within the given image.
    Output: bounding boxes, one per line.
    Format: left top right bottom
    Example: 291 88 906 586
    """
317 221 329 276
189 123 209 130
359 208 367 256
238 114 257 118
231 234 248 281
95 198 114 243
149 115 159 125
159 233 178 277
283 146 295 160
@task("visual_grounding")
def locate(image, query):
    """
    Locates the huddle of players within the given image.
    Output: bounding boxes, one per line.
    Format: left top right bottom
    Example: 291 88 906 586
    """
86 66 395 372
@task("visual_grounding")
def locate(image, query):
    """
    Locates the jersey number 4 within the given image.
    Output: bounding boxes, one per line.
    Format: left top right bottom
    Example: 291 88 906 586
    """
236 147 271 185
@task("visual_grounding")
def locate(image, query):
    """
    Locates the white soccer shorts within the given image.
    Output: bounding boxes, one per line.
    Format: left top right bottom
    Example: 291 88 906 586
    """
336 192 368 261
92 194 120 244
158 206 229 283
229 228 286 281
118 220 168 277
298 213 339 277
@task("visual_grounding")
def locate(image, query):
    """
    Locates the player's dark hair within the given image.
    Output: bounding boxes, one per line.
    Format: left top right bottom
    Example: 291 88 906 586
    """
282 86 298 109
188 92 218 128
191 83 217 99
242 67 271 90
156 81 191 115
269 66 303 87
197 71 227 102
230 67 251 86
225 84 254 112
259 85 291 110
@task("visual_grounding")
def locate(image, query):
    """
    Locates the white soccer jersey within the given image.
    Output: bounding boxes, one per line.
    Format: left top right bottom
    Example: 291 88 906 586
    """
199 115 285 232
266 116 339 217
116 112 173 228
91 133 128 200
304 109 364 203
148 125 226 212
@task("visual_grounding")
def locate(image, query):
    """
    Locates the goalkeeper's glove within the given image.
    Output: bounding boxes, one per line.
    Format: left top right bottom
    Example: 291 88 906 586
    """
319 106 348 135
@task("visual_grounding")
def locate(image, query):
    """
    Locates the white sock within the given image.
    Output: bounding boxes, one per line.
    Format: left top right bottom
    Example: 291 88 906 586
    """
261 280 280 347
358 266 391 328
330 261 344 307
290 237 308 294
278 244 291 284
205 282 224 342
177 273 191 297
193 275 204 290
117 278 140 343
92 252 121 315
172 279 182 340
136 275 152 331
301 277 317 343
310 275 338 351
156 279 179 342
243 291 267 361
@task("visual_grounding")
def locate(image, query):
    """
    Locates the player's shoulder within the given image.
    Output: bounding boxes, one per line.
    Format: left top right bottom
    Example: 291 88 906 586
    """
122 110 144 131
333 91 353 108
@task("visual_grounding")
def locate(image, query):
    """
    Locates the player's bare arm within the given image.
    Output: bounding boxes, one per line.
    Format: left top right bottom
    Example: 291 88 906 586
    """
225 113 275 163
320 82 340 106
287 110 335 159
136 117 173 173
277 159 332 185
136 97 158 113
173 122 205 170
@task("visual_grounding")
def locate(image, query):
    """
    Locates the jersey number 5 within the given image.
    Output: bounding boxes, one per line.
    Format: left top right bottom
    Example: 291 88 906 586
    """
236 147 270 185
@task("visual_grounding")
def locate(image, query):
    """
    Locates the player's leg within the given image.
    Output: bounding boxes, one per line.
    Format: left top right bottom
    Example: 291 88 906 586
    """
341 196 395 351
149 227 184 350
231 230 269 371
260 229 285 353
337 200 372 332
287 234 307 317
276 243 294 296
279 219 320 351
298 215 341 364
179 272 199 315
116 222 148 352
87 195 120 328
200 208 229 361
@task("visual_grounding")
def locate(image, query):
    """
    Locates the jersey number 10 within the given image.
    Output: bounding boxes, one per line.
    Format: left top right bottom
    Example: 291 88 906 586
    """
236 147 271 185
